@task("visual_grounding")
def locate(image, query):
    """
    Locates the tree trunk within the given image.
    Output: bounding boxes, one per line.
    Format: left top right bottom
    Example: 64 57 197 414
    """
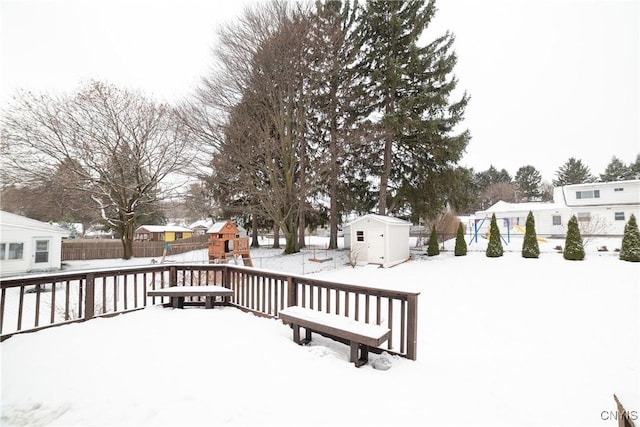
121 220 135 260
251 213 260 248
378 133 392 215
284 223 299 254
272 222 280 249
298 211 306 249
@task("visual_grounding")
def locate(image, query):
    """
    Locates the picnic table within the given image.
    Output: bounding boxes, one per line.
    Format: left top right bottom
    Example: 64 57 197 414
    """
147 285 234 309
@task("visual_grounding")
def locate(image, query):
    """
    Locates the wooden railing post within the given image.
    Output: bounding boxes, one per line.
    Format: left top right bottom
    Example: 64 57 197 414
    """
406 293 418 360
223 266 230 289
287 276 297 307
169 266 177 287
84 274 95 320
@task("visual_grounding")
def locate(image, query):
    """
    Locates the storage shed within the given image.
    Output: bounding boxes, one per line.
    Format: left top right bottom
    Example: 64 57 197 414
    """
346 214 411 268
0 210 70 277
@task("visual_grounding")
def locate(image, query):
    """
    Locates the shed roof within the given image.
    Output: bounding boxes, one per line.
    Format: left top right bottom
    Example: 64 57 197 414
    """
347 214 411 227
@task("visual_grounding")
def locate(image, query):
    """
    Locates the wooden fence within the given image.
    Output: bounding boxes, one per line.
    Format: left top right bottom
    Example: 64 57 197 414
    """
62 235 210 260
0 264 420 360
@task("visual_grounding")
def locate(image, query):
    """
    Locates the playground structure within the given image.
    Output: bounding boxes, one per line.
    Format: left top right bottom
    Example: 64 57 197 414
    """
468 217 511 245
468 217 548 244
207 220 252 267
512 225 548 242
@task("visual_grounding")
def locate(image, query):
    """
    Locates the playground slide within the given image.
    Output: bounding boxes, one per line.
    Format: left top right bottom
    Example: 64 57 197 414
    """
513 225 547 242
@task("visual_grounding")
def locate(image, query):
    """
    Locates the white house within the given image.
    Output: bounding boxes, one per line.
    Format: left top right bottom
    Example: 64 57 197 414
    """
474 180 640 238
345 214 411 268
0 210 70 277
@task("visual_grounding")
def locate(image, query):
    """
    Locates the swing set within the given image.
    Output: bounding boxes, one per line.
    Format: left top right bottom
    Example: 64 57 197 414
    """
468 217 511 245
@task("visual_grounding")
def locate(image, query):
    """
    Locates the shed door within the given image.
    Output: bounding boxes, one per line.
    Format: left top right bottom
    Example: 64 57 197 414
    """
368 228 384 263
33 238 51 269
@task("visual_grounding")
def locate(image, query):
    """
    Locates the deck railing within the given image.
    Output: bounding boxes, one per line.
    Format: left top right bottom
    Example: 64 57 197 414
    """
0 264 420 360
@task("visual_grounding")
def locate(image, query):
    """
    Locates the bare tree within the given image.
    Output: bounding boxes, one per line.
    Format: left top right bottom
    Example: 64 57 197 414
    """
186 1 318 254
1 81 194 259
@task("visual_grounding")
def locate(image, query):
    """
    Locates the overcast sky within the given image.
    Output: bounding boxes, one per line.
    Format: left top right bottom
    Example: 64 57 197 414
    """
1 0 638 183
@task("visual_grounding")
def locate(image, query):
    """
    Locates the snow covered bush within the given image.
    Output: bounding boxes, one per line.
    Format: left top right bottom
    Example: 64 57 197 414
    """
563 215 585 261
427 225 440 256
454 222 467 256
619 213 640 262
486 213 503 258
522 211 540 259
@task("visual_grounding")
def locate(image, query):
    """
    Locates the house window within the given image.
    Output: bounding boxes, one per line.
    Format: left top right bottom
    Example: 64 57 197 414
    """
614 188 624 192
356 231 364 242
1 243 24 260
34 240 49 263
175 232 183 240
576 190 600 199
552 216 562 226
614 212 625 221
577 212 591 221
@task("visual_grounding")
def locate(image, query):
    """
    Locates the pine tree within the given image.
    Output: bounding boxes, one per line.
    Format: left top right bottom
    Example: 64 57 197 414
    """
454 221 467 256
600 156 634 182
356 0 470 216
486 213 503 257
552 158 595 186
620 213 640 262
427 225 440 256
521 211 540 259
514 166 542 201
563 215 585 260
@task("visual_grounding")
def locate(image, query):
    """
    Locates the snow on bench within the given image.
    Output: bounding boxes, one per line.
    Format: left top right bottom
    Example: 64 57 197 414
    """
147 285 234 309
278 306 391 367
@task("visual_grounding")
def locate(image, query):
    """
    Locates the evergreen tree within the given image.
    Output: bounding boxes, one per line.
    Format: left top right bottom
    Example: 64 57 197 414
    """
427 225 440 256
356 0 470 217
552 158 595 186
599 156 634 182
630 154 640 179
521 211 540 259
475 166 512 191
563 215 585 260
514 165 542 201
454 221 467 256
486 213 503 257
620 213 640 262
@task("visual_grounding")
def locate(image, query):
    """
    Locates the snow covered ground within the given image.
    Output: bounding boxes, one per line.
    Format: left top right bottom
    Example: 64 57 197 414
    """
1 235 638 426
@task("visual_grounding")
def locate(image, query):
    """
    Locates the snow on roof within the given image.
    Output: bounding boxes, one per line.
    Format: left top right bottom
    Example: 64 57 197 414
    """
0 210 70 236
207 220 237 234
477 200 564 216
189 219 214 229
135 225 192 233
347 214 411 226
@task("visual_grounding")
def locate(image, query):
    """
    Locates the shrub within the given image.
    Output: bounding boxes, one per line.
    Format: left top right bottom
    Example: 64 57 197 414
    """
486 213 504 257
522 211 540 259
620 213 640 262
427 225 440 256
563 215 585 260
454 221 467 256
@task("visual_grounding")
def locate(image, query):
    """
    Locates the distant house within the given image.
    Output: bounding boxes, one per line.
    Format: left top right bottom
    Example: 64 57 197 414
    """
189 219 214 236
133 225 193 242
0 210 70 277
474 180 640 238
344 214 411 268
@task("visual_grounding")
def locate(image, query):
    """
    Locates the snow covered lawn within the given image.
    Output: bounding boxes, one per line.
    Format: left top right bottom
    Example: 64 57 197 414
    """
1 238 638 426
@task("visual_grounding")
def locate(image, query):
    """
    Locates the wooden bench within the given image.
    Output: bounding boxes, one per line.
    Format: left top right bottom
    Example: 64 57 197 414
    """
147 285 234 309
278 306 391 367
